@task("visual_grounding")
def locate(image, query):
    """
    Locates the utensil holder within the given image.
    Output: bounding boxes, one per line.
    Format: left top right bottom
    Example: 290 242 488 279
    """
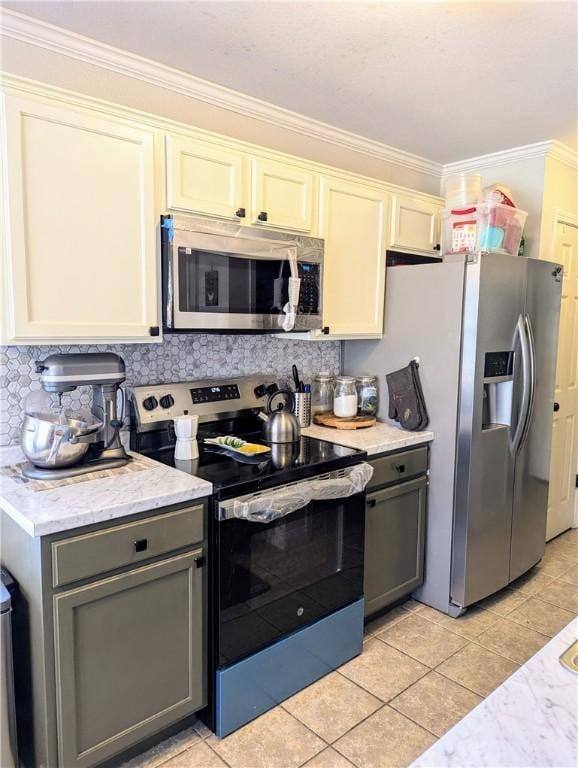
294 392 312 428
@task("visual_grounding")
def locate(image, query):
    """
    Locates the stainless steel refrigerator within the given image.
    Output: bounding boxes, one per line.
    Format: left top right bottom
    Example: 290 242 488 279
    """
344 252 562 615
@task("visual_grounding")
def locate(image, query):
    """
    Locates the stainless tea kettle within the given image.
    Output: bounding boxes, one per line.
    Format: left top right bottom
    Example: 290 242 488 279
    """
258 389 301 444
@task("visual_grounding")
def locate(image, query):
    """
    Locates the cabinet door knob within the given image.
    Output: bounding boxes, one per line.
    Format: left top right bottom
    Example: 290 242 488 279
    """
134 538 148 553
149 326 160 337
322 326 330 335
235 207 246 218
395 464 406 473
257 211 268 222
553 402 560 412
367 499 377 508
433 244 441 251
195 555 206 568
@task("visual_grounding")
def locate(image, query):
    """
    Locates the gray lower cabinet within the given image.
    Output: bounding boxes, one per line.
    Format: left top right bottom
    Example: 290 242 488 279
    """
364 472 427 617
54 550 205 768
0 499 208 768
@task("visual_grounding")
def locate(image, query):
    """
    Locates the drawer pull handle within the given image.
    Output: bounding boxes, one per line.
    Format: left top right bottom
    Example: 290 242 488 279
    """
367 499 377 508
396 464 406 473
134 538 148 553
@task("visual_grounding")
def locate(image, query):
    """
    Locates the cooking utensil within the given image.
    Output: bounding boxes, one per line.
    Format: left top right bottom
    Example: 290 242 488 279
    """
292 364 302 392
258 389 301 443
21 412 103 469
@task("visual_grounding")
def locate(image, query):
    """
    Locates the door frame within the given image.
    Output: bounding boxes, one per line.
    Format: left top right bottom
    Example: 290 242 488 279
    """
551 210 578 529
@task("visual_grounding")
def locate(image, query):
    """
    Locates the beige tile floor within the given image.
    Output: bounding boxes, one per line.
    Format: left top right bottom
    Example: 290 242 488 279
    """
124 528 578 768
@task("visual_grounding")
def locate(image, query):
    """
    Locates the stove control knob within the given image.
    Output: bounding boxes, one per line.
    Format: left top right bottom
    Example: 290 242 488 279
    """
159 394 175 409
142 395 158 411
254 384 267 399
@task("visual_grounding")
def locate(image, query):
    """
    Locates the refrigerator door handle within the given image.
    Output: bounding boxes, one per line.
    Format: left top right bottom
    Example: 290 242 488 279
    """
521 313 537 445
510 314 532 455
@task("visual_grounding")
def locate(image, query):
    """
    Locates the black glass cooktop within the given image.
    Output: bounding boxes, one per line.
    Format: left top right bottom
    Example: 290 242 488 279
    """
133 419 366 499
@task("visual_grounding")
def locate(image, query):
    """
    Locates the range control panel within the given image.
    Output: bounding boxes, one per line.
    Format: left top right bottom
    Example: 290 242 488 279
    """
130 376 275 430
190 384 240 404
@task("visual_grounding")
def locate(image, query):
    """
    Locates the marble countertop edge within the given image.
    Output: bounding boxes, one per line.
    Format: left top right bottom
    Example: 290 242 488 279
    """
0 445 212 537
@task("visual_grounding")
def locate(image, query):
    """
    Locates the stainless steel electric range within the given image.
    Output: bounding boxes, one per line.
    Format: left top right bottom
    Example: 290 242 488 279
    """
129 376 371 737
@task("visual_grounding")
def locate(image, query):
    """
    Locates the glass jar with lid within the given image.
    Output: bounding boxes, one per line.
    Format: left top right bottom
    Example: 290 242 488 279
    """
333 376 358 418
312 372 334 414
356 375 378 416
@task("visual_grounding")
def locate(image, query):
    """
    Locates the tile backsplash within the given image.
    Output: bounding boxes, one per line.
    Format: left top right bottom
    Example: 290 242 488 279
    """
0 334 340 446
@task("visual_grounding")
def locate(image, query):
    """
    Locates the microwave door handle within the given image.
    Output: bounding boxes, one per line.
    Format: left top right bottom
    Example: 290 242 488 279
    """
510 314 531 455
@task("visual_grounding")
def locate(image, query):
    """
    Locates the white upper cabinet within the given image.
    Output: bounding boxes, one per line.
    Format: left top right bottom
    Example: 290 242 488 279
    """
165 135 247 220
317 176 388 338
389 194 441 254
251 157 316 233
1 93 159 343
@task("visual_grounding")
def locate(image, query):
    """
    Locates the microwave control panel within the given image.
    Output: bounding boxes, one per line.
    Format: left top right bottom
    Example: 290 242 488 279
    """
297 262 320 315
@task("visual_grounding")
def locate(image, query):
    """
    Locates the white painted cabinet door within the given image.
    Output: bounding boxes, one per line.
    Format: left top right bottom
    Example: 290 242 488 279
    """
389 194 441 254
251 157 315 233
165 135 246 220
2 94 158 343
318 176 387 338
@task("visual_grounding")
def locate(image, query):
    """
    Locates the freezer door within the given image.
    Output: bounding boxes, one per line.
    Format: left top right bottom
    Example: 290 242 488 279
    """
510 260 562 581
452 252 526 608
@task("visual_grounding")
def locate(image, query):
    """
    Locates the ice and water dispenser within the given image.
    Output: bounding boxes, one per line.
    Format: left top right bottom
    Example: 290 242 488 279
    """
482 351 515 429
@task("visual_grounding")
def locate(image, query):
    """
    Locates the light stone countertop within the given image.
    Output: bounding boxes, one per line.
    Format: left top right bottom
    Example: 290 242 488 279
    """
302 420 433 456
0 445 212 537
412 617 578 768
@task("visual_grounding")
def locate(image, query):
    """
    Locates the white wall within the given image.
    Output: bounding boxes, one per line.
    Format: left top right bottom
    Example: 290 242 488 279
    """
0 35 440 195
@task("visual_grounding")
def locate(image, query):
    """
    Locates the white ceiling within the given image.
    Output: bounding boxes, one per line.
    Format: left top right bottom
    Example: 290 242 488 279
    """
2 1 577 163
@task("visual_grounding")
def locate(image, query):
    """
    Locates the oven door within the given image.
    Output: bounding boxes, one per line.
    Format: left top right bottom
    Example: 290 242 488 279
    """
164 224 321 331
216 472 367 667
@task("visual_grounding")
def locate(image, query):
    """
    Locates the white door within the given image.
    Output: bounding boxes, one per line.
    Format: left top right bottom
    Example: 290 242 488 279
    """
318 176 387 338
389 194 440 254
1 93 158 343
165 135 246 220
251 157 315 233
547 222 578 539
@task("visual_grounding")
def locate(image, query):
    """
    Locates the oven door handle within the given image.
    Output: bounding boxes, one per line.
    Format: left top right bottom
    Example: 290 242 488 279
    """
219 462 374 523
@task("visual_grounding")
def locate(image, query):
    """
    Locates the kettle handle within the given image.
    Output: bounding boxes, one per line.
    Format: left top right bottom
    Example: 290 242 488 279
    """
267 389 295 414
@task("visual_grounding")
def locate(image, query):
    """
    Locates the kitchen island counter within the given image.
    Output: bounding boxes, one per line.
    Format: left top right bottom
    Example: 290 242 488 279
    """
411 617 578 768
0 445 212 537
302 420 433 456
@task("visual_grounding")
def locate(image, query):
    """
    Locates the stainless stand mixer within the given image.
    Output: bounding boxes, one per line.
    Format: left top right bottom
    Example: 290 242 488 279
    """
21 353 131 480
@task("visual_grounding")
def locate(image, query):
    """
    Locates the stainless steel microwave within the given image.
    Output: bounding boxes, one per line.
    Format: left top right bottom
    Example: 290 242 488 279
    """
161 214 323 332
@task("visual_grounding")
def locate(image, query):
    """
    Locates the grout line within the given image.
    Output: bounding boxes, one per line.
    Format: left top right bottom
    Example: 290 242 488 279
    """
330 703 387 757
277 704 332 747
206 741 234 768
387 698 446 740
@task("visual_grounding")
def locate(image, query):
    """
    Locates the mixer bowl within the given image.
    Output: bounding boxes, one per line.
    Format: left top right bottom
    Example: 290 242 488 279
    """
21 412 102 469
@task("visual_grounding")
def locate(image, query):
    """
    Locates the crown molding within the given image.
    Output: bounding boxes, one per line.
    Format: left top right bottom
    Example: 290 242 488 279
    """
0 9 442 178
443 140 577 176
549 140 578 170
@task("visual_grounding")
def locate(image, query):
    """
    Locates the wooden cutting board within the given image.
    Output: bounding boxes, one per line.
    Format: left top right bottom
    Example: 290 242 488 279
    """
313 413 376 430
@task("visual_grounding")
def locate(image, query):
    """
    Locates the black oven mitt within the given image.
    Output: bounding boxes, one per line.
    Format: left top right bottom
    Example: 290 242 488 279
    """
386 360 429 431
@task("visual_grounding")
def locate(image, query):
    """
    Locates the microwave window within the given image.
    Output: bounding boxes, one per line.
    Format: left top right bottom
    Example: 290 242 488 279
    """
178 248 290 314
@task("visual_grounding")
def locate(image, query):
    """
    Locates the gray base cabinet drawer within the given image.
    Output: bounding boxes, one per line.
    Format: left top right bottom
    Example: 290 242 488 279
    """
54 550 206 768
364 476 426 617
52 504 204 587
367 446 428 491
